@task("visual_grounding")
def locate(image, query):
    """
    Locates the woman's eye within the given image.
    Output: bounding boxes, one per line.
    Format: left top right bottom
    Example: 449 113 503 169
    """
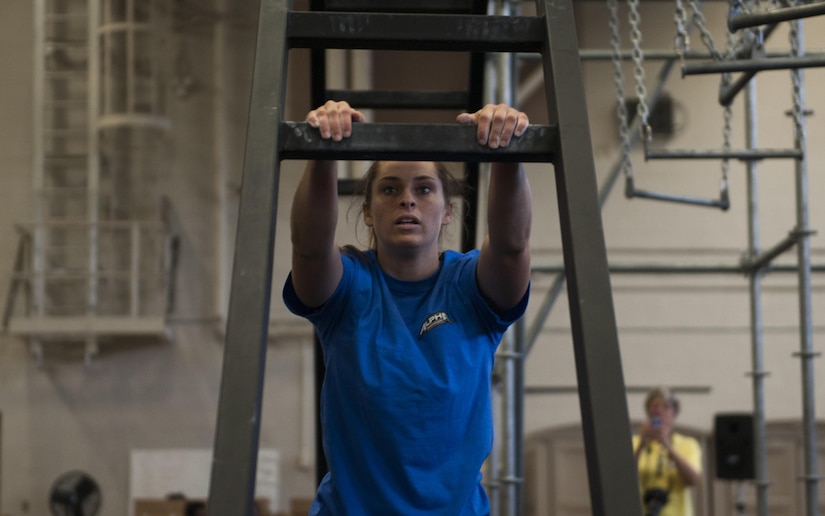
419 186 432 194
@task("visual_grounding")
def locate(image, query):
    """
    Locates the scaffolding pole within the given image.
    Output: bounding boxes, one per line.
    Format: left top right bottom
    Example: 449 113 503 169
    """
789 18 820 516
744 79 770 516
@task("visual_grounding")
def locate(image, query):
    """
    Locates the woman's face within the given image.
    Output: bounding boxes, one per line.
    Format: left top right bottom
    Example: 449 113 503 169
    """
363 161 453 255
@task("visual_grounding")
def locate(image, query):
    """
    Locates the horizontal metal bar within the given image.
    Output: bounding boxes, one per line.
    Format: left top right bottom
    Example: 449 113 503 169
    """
279 122 558 162
684 54 825 75
629 188 729 210
729 1 825 31
287 12 545 52
320 0 479 13
577 50 726 61
645 148 802 160
531 263 825 274
525 385 713 395
325 89 470 109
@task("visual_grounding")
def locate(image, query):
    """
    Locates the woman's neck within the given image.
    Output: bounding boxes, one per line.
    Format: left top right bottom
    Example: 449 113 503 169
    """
375 247 442 281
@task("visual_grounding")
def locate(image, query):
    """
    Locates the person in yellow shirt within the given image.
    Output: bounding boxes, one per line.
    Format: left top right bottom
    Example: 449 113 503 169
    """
632 387 703 516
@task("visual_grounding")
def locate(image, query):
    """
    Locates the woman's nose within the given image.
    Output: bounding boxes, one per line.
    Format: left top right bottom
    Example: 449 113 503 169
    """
400 190 415 207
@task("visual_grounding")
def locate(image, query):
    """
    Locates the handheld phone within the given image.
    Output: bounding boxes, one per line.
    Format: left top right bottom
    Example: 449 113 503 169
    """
651 416 662 428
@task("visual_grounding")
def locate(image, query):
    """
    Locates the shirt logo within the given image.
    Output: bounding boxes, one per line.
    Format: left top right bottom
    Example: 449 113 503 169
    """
419 311 453 338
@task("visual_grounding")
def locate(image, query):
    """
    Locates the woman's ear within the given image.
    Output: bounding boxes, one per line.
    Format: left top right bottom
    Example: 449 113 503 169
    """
442 202 454 225
363 202 373 227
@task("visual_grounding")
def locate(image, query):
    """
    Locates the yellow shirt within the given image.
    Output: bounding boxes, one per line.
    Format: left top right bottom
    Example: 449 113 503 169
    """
632 432 702 516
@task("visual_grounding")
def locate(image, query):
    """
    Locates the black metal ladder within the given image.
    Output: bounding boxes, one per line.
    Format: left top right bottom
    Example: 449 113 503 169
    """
208 1 642 514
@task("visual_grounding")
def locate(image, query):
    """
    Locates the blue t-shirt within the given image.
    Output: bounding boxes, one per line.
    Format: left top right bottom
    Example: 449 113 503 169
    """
283 248 528 515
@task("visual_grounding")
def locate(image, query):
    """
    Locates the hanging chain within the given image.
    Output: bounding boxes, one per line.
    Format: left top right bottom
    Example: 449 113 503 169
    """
627 0 651 141
688 0 724 60
673 0 690 70
720 28 734 196
607 0 634 181
789 19 806 149
673 0 690 55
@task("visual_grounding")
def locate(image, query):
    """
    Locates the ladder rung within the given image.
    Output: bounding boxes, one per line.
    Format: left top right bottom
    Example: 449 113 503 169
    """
325 89 470 110
319 0 480 13
287 12 545 52
279 122 557 163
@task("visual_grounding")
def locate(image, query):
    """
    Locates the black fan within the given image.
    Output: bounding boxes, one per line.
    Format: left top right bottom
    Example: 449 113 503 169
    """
49 471 102 516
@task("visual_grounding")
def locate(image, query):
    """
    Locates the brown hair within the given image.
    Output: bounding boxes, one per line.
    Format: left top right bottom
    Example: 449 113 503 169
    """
644 387 680 415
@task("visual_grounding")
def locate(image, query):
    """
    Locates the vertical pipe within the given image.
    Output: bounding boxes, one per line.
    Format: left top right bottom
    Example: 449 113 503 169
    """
32 0 46 318
101 1 110 116
88 0 101 319
501 332 518 516
789 19 819 516
512 316 525 516
488 378 501 516
744 81 769 516
130 223 139 316
126 0 134 113
493 1 523 515
215 0 231 323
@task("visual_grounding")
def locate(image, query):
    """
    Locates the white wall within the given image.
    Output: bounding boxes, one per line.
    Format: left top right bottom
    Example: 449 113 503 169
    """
520 2 825 435
1 0 824 515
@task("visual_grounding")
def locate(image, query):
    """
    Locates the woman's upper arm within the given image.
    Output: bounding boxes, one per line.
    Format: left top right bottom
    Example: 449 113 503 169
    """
290 236 343 309
477 236 531 314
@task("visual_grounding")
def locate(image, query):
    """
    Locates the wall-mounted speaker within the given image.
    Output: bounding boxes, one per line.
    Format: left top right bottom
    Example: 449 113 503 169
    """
714 413 755 480
624 93 675 137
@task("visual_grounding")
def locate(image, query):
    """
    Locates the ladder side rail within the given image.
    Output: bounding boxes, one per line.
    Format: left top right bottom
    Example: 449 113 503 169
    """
207 0 290 514
536 0 643 514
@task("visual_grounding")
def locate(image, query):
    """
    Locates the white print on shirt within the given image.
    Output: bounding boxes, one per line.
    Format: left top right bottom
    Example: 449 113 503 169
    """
418 311 453 338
